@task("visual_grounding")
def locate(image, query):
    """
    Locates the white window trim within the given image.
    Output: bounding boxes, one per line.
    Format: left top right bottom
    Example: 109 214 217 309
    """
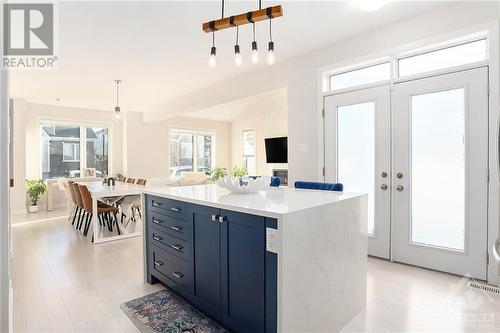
38 118 112 179
241 128 256 174
168 128 217 174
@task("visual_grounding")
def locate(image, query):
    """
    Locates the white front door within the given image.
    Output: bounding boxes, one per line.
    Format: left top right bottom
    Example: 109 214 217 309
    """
392 68 489 279
324 85 391 258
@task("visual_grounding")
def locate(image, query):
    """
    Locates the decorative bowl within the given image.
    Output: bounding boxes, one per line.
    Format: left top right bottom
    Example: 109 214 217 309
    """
217 176 271 194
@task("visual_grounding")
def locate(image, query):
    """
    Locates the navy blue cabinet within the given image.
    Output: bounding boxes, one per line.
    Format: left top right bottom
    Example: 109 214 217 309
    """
145 195 276 333
191 205 221 320
221 209 266 333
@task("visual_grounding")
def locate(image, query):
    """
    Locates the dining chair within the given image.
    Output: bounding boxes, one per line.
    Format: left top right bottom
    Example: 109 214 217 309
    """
136 179 146 186
78 185 121 238
71 182 87 230
63 181 77 223
126 178 136 184
294 181 343 192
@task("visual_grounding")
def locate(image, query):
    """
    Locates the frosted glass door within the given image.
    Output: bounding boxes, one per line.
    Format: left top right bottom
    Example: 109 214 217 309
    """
325 85 391 259
392 68 488 279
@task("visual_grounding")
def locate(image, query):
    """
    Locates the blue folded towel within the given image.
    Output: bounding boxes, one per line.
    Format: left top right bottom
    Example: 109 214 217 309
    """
294 181 343 192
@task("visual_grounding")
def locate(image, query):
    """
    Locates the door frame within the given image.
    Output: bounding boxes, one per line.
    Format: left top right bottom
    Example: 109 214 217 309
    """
320 59 499 285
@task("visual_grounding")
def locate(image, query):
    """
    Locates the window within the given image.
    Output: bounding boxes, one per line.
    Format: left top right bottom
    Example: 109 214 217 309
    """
40 122 110 179
329 62 391 91
398 39 487 77
169 130 215 177
62 142 80 162
242 129 256 175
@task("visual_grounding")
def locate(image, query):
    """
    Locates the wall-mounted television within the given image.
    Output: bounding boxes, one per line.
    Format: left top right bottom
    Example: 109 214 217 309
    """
265 137 288 163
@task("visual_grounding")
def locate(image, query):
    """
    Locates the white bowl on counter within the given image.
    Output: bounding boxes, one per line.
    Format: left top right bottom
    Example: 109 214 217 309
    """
216 176 271 194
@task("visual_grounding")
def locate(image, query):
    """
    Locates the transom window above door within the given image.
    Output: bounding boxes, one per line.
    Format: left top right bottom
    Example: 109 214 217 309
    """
40 122 110 179
169 130 215 177
324 33 488 92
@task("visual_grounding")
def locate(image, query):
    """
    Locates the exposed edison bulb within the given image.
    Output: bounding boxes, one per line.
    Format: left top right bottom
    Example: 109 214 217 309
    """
234 45 242 67
209 46 216 67
114 111 121 120
251 41 259 64
267 41 275 66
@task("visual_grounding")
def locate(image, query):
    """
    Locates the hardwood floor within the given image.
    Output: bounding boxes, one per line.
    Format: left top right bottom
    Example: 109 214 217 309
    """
12 216 500 332
12 216 162 333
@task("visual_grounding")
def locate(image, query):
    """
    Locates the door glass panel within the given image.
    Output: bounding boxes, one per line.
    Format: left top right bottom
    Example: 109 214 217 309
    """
410 88 465 251
337 102 375 235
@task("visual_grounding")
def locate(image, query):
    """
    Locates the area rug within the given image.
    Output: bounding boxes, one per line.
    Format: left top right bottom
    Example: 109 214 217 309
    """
121 289 227 333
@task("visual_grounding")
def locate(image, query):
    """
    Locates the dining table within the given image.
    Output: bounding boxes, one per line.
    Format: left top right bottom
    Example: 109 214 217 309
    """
78 181 145 244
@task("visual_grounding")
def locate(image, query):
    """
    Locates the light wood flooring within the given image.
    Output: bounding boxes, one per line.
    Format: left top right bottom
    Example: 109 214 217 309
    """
11 216 500 332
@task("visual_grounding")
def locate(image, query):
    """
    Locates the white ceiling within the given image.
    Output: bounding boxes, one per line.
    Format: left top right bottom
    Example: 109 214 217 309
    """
10 1 450 115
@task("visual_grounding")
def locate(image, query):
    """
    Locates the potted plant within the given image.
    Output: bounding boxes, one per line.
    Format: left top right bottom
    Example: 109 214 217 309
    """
210 167 228 181
232 166 248 177
26 179 47 213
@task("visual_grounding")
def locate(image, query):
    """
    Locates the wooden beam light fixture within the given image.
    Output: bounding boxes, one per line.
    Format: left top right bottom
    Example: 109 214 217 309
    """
203 0 283 67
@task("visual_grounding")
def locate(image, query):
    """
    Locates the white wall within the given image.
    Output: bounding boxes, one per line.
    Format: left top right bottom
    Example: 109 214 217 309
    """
125 111 231 179
10 100 124 213
229 88 288 176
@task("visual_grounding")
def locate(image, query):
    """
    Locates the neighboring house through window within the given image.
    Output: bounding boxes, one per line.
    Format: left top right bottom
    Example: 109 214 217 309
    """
169 129 215 177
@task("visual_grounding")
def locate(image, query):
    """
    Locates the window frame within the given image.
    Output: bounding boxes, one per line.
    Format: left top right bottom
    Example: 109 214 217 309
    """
38 119 112 180
241 128 256 175
168 128 216 177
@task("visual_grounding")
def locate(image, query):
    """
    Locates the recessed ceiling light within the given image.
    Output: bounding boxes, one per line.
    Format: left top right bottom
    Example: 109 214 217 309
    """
359 0 386 11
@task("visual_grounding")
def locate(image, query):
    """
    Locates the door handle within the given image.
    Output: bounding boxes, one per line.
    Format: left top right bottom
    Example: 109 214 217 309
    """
211 214 218 222
380 184 388 190
381 172 388 178
396 185 404 192
218 216 226 223
396 172 403 179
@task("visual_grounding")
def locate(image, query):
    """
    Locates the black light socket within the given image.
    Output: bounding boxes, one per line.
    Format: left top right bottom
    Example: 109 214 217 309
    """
234 44 240 54
252 41 258 51
210 46 216 56
114 106 120 112
268 41 274 52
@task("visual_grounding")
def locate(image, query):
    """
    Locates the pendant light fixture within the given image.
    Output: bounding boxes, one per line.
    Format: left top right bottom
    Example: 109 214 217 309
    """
234 26 242 67
202 0 282 67
114 79 121 120
251 23 259 64
209 31 217 67
266 16 275 66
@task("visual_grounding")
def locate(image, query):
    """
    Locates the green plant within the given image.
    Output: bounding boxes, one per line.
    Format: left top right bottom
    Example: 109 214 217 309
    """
26 179 47 206
232 166 248 177
210 167 228 181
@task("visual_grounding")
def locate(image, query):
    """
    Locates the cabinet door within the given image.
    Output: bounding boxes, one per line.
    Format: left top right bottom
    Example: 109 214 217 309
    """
220 210 266 333
191 205 221 320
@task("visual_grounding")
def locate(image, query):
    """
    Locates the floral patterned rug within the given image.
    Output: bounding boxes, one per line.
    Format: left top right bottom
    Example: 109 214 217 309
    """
121 289 227 333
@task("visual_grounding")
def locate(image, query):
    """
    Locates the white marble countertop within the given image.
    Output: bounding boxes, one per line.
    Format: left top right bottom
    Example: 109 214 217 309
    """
143 184 365 218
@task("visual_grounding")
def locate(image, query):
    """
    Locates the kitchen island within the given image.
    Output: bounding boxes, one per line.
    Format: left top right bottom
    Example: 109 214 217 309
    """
142 184 367 333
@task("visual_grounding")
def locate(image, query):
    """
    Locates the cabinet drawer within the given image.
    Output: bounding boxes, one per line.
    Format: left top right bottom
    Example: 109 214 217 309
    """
151 245 193 295
150 226 192 262
147 196 192 221
148 211 192 242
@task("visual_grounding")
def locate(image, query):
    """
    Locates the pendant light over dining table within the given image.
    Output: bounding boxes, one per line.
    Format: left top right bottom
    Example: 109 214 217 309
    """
113 79 122 120
203 0 282 67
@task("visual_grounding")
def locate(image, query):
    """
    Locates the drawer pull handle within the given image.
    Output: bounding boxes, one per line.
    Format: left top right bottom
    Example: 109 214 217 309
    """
152 218 162 224
154 260 164 267
152 201 161 207
170 207 181 212
170 225 183 231
172 272 184 279
153 235 163 241
170 244 183 251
